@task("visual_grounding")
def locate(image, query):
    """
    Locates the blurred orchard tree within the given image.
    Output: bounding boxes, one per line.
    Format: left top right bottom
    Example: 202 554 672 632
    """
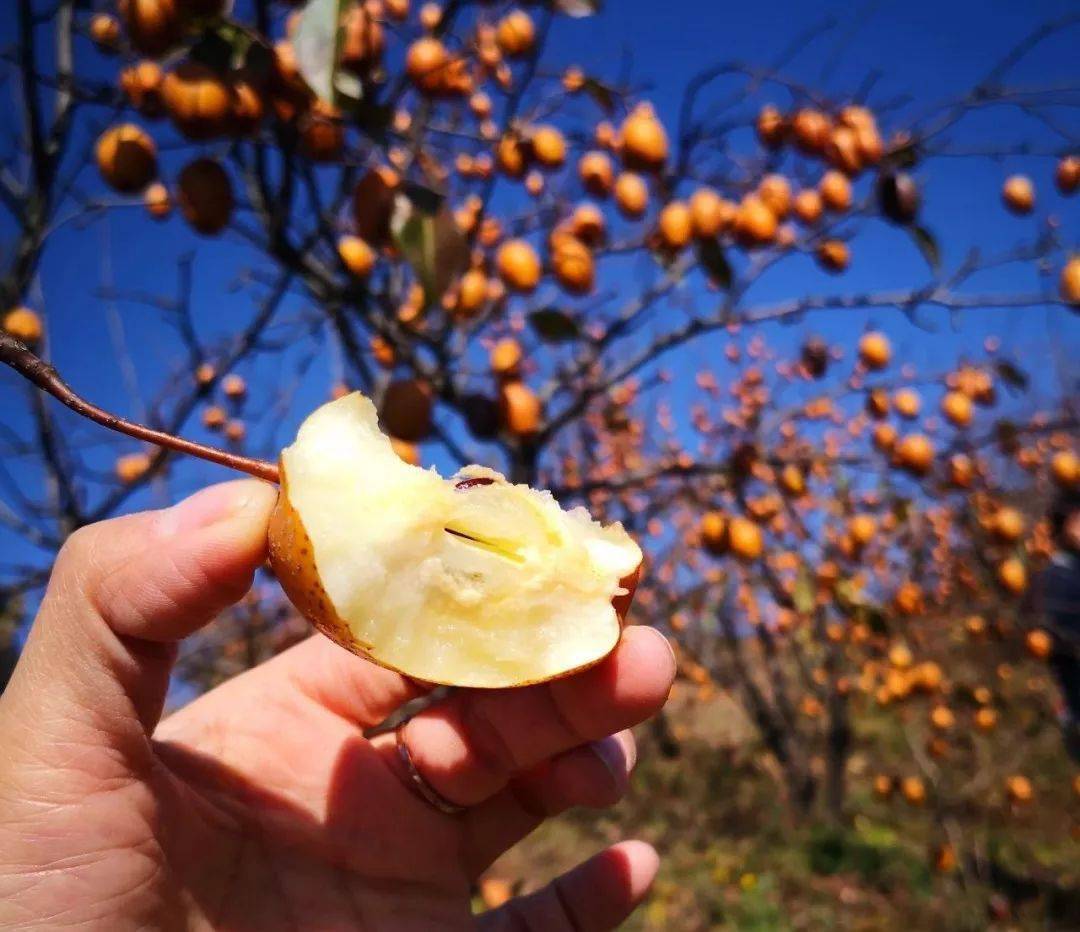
1 0 1080 913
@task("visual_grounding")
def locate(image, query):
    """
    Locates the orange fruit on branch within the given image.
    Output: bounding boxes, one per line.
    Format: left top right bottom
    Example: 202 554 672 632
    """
496 240 542 293
3 307 43 346
1002 175 1035 214
96 123 157 193
620 102 668 169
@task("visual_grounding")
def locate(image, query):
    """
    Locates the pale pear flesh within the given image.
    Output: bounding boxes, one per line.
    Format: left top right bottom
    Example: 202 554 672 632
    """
269 393 642 688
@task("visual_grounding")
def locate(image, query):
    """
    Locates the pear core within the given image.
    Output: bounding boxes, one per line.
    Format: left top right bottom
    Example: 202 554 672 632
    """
268 392 642 688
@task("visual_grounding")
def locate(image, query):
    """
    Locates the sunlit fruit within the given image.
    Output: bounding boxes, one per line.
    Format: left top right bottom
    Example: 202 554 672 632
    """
901 775 926 805
390 437 420 466
338 236 376 278
115 451 151 484
268 393 641 688
1056 155 1079 195
177 158 233 235
992 506 1024 543
940 391 972 427
1050 450 1079 487
490 338 523 378
895 434 934 475
614 172 649 218
496 239 542 293
161 62 231 139
817 240 849 273
873 774 893 799
750 177 787 221
858 331 891 370
779 464 805 497
657 201 693 251
893 581 923 616
202 405 226 430
3 307 43 346
405 37 449 93
222 374 246 399
340 5 384 71
499 380 543 437
727 516 763 561
949 454 974 487
96 124 157 193
551 234 595 294
142 180 171 219
1005 774 1033 804
119 0 182 57
496 8 535 57
997 557 1027 595
497 135 527 177
873 423 897 452
1025 628 1052 660
620 103 668 169
849 514 876 548
756 105 786 148
531 125 566 168
733 195 778 246
1002 175 1034 214
700 511 728 555
380 378 434 442
119 60 165 116
1061 257 1080 306
793 189 823 225
90 13 121 52
825 125 862 175
570 203 606 248
819 170 852 212
893 387 920 419
579 151 614 196
865 387 889 419
929 705 955 731
974 707 998 732
689 187 732 238
454 269 488 317
791 108 830 154
562 66 585 93
839 105 882 164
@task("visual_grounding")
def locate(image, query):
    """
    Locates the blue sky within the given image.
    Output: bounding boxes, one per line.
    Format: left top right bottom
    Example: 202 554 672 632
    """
1 0 1078 588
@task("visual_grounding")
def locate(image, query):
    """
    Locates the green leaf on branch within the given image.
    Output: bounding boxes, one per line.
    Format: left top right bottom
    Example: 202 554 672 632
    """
995 359 1029 391
908 224 940 273
390 187 469 308
529 308 581 343
696 237 732 289
582 78 616 113
293 0 349 104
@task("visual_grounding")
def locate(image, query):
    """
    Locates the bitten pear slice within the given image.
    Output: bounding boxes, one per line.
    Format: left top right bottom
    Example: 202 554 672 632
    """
268 392 642 688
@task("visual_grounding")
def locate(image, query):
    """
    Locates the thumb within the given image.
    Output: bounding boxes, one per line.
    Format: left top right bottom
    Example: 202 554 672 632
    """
1 480 277 741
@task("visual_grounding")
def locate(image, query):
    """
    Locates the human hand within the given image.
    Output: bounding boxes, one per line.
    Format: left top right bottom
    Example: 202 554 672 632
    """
0 480 674 930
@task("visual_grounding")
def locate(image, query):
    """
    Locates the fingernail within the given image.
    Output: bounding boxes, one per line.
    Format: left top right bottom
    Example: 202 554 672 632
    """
645 625 677 668
157 481 269 537
591 732 634 787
